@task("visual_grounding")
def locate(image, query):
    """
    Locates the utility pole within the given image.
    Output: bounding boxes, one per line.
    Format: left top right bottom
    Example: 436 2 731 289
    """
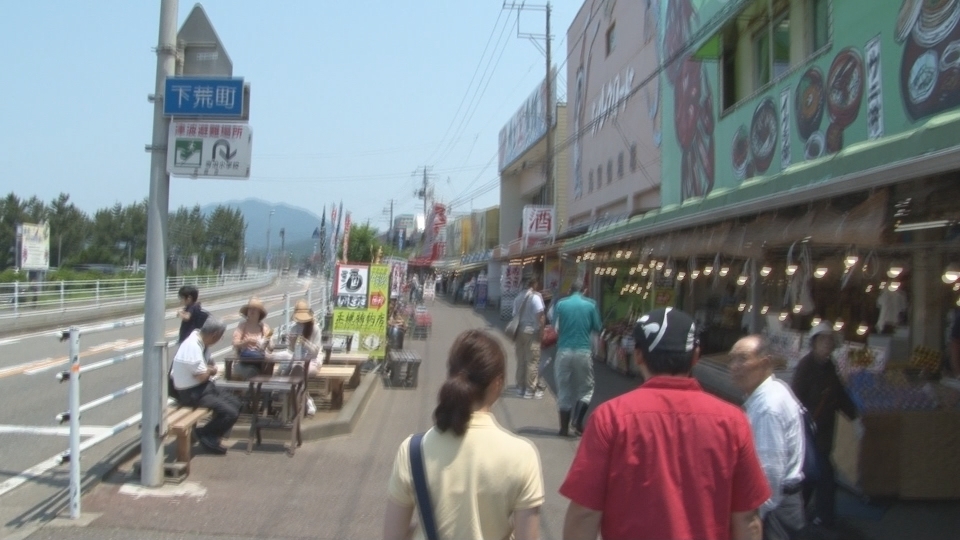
413 166 433 219
141 0 178 488
504 2 554 207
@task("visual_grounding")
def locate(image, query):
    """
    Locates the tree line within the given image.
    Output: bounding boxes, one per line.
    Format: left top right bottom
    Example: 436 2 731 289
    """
0 192 246 274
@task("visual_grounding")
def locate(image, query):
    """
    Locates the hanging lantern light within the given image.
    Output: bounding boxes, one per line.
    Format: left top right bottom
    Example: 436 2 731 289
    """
887 281 900 292
833 319 845 331
792 304 803 314
736 274 748 286
857 324 869 336
865 284 874 293
703 265 713 276
844 253 859 269
887 261 903 279
677 271 687 281
811 317 822 327
738 303 746 312
814 267 828 278
778 312 789 322
942 263 960 284
761 306 770 315
786 264 798 276
760 265 772 277
690 269 700 280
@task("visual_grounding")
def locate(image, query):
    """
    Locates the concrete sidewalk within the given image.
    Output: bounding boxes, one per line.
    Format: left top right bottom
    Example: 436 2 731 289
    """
16 300 958 540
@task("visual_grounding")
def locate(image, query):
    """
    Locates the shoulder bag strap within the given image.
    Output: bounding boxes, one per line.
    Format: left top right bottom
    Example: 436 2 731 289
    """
409 433 439 540
518 291 531 319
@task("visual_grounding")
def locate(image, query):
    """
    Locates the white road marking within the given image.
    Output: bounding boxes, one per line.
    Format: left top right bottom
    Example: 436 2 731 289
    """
119 481 207 499
0 337 22 346
23 358 64 375
0 454 65 498
0 425 112 436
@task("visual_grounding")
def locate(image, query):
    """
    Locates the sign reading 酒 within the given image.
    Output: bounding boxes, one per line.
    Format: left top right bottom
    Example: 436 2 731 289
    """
498 67 558 172
167 121 252 179
522 205 556 248
163 77 244 117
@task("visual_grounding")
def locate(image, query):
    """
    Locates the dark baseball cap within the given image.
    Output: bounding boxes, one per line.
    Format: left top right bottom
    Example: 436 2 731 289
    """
633 307 698 355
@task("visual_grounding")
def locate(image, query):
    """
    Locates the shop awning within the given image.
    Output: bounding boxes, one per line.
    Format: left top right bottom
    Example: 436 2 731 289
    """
562 109 960 254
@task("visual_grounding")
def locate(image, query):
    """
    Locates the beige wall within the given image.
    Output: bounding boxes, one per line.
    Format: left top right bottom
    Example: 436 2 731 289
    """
566 0 662 222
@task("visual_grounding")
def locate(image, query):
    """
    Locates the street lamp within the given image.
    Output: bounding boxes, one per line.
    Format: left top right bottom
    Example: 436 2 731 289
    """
266 209 275 272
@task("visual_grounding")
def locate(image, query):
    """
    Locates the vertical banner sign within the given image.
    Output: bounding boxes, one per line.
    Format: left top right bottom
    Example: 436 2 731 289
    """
544 258 561 296
20 222 50 271
779 87 791 169
521 205 555 248
332 263 389 359
866 35 884 140
476 273 489 309
387 257 408 299
502 265 523 295
341 212 352 262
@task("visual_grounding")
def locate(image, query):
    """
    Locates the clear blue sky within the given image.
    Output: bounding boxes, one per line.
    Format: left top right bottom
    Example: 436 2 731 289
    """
0 0 582 231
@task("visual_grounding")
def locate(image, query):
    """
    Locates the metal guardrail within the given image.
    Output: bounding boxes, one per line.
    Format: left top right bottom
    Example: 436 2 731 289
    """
0 272 274 319
51 279 331 519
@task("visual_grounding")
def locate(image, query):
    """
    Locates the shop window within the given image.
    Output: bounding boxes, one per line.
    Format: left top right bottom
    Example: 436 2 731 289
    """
720 0 830 111
811 0 829 52
630 144 638 172
588 169 594 192
607 159 613 184
606 23 616 57
617 151 625 179
755 9 791 88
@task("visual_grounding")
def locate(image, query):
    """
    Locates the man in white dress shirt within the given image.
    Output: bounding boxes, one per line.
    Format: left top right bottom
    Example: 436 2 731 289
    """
730 335 806 540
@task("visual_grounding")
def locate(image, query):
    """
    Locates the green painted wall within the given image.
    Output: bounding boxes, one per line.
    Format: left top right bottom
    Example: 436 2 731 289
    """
659 0 960 206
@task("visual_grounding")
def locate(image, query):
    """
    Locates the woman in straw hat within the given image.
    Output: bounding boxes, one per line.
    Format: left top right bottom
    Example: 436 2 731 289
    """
232 297 273 380
283 299 321 377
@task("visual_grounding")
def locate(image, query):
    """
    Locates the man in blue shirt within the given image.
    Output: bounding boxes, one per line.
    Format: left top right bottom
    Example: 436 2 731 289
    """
552 279 602 436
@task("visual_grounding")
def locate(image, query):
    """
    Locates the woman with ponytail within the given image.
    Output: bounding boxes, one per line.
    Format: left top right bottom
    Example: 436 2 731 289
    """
384 330 544 540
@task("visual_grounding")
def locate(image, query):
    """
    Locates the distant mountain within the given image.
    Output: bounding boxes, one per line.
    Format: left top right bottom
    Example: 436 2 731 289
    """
200 199 323 253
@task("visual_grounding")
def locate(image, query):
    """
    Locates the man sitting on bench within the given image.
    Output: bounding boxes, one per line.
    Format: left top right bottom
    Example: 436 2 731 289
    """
171 318 241 455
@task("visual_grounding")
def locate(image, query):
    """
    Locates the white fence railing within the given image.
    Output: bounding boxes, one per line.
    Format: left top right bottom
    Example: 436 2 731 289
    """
0 272 274 319
52 279 331 519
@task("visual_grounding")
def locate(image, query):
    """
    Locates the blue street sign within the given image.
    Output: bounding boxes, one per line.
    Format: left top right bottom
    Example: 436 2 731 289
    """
163 77 244 117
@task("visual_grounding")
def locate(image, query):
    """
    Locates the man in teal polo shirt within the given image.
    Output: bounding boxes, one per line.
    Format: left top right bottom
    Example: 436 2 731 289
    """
553 279 602 437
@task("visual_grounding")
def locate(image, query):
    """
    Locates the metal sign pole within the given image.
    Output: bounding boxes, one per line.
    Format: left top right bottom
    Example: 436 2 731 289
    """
141 0 178 488
67 327 81 519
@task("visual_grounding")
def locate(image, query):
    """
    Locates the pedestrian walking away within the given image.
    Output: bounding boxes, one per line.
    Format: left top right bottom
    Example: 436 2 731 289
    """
383 330 544 540
560 307 770 540
552 279 601 437
731 335 807 540
512 277 546 399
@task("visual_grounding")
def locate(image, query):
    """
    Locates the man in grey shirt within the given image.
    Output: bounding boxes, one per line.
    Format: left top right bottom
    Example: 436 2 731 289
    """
512 277 546 399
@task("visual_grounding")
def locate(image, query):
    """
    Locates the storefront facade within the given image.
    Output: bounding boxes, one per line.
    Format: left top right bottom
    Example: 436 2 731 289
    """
559 0 960 499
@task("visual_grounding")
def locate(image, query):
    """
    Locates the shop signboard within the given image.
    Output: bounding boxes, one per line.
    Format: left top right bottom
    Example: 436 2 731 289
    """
502 265 522 295
522 205 555 248
335 263 369 310
498 67 558 172
19 222 50 271
331 263 390 359
543 258 561 296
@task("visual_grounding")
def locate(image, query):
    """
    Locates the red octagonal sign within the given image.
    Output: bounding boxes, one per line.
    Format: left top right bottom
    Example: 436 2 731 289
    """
370 292 385 310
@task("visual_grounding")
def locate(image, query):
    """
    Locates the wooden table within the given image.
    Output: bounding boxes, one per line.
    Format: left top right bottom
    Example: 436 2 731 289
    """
223 356 307 455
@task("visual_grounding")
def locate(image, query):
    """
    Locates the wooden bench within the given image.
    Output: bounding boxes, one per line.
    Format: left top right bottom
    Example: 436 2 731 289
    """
163 406 211 481
307 365 359 409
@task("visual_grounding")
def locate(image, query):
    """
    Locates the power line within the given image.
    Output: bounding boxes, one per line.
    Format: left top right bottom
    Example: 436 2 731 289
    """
432 9 516 166
423 9 507 165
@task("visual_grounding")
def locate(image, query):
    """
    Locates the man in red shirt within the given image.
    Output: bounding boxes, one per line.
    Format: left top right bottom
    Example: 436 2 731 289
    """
560 307 770 540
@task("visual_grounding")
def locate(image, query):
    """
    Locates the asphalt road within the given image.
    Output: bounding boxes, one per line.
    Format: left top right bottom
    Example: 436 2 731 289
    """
0 275 320 532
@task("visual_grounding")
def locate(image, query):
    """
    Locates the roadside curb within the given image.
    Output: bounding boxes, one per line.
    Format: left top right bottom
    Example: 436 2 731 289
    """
301 369 381 441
